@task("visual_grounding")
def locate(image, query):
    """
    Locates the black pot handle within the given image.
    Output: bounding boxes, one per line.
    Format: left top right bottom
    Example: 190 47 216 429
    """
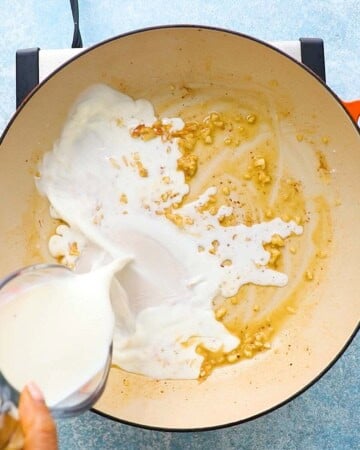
70 0 83 48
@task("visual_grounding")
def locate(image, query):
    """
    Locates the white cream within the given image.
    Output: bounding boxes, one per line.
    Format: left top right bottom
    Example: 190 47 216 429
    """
0 259 129 406
48 223 87 267
36 84 302 379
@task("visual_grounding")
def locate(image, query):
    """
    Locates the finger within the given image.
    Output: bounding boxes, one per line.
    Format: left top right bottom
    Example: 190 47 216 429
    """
19 383 58 450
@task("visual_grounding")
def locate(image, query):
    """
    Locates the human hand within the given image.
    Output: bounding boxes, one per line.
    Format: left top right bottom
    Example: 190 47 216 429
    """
19 383 58 450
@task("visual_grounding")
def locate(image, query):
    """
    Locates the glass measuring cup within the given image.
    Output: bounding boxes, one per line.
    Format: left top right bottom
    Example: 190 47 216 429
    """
0 264 113 418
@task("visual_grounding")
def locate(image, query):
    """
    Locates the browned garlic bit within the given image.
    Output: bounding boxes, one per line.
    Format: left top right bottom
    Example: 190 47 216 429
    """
246 113 257 124
164 210 185 228
241 155 272 186
215 307 227 320
177 153 198 179
220 259 232 267
162 176 171 184
197 321 274 379
131 124 156 141
222 186 230 196
136 161 148 178
263 233 286 270
119 193 128 204
69 242 80 256
208 240 219 255
305 270 314 281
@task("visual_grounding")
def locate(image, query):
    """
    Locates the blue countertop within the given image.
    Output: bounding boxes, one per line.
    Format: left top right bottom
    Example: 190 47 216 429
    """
0 1 359 449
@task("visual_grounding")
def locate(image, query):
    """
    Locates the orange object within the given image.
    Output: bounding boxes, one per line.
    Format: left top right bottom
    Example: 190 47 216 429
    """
343 100 360 123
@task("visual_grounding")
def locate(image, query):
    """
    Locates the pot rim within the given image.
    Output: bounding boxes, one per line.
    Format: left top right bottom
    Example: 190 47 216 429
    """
1 24 359 145
92 325 359 432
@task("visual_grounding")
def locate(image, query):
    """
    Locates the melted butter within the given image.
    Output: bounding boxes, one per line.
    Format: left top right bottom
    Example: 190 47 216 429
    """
152 85 332 379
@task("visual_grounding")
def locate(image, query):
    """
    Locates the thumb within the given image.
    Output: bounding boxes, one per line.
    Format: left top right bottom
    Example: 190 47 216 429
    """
19 383 58 450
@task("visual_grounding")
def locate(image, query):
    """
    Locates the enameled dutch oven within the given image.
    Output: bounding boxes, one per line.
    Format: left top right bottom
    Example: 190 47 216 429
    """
0 26 359 430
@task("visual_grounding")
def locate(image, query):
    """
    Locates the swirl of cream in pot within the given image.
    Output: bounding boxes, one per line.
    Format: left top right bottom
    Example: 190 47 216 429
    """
36 84 302 379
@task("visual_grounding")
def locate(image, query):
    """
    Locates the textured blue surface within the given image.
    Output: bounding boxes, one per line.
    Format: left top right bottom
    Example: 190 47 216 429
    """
0 1 359 449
